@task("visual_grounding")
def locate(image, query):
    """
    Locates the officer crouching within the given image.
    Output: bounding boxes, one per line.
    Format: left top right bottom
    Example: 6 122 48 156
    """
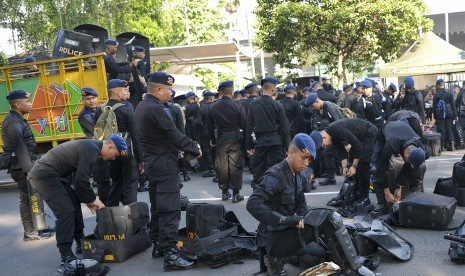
246 133 375 276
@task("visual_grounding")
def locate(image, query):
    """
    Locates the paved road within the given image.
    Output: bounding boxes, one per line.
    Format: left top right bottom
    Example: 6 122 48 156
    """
1 150 465 276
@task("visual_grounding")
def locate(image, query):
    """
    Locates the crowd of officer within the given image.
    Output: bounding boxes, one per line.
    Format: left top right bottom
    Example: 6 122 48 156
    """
4 42 449 276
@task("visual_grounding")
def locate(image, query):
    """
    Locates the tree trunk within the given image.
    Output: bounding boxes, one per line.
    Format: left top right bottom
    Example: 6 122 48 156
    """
337 51 344 90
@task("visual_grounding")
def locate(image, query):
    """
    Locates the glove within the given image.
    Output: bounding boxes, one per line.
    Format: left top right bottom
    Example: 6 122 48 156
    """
279 214 303 227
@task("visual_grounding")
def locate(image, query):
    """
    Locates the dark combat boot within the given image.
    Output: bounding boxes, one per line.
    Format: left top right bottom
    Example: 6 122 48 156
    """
75 231 85 254
163 247 195 272
264 255 288 276
232 191 244 203
152 242 164 258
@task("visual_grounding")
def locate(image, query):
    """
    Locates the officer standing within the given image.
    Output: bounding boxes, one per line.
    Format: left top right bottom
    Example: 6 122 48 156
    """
209 81 246 202
77 87 99 139
321 76 334 92
433 79 457 151
382 83 397 120
246 133 375 276
394 77 426 124
246 77 291 188
241 82 259 114
1 90 51 241
94 79 144 206
280 84 305 139
300 87 314 134
184 91 199 141
28 136 126 274
135 72 201 271
197 90 216 178
128 45 148 109
103 39 135 80
312 118 378 207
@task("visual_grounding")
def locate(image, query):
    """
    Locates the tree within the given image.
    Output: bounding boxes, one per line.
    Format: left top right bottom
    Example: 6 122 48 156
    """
255 0 433 88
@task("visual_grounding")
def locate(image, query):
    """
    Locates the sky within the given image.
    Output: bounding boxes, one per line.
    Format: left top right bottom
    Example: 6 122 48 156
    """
1 0 464 56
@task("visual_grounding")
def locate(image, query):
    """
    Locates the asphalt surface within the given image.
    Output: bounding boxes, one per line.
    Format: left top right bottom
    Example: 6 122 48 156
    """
1 150 465 276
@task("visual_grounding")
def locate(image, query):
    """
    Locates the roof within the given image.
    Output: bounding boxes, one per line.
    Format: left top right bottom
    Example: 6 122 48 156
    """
149 42 272 65
379 32 465 77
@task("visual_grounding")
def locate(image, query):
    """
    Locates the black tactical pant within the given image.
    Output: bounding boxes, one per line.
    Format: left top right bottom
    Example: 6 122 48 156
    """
436 118 454 146
107 155 138 207
29 177 84 257
352 136 376 199
10 169 34 234
252 145 285 186
216 141 244 191
199 132 215 171
93 158 111 205
145 152 181 249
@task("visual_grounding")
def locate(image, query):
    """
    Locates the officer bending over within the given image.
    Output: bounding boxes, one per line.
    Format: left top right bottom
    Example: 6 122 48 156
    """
247 133 374 276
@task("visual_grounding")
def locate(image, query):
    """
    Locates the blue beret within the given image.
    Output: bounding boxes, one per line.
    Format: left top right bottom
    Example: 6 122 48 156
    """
240 88 247 95
302 87 311 92
245 82 258 90
409 147 426 168
185 91 196 98
147 72 175 85
6 89 30 100
335 90 342 97
293 133 316 158
436 79 445 86
218 80 234 91
81 87 98 97
310 130 322 151
261 77 278 86
107 79 128 90
284 84 296 92
234 90 240 95
104 39 118 46
343 85 352 91
403 77 414 88
388 83 397 92
366 78 377 87
171 90 176 97
309 79 316 84
311 81 320 88
360 80 372 88
305 93 319 106
23 56 36 63
203 91 215 97
109 134 128 157
134 46 145 52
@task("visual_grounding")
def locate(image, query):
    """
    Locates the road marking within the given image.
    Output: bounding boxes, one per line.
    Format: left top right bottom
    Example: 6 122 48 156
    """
189 191 339 201
426 157 462 161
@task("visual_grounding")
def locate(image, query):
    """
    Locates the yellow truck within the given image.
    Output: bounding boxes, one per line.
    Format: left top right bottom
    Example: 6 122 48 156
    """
0 53 109 153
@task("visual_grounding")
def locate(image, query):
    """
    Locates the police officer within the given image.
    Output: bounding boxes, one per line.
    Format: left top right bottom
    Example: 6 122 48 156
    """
23 56 40 78
394 77 426 124
455 82 465 131
246 77 291 188
128 45 148 109
28 136 125 273
371 121 426 217
312 118 378 207
300 87 314 134
209 81 246 202
433 79 457 151
197 90 216 178
184 91 199 142
247 133 375 276
1 90 52 242
306 93 344 185
103 39 135 80
94 79 144 206
382 83 397 120
321 76 334 92
241 82 259 114
77 87 99 138
313 82 337 103
135 72 201 271
280 84 305 139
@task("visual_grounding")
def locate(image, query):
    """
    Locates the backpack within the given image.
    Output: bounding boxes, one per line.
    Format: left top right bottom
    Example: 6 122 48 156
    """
338 107 357 119
93 103 125 141
437 92 447 119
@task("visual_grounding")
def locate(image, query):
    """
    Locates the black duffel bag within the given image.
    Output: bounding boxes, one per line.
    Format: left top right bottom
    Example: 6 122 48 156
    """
186 203 225 239
453 161 465 188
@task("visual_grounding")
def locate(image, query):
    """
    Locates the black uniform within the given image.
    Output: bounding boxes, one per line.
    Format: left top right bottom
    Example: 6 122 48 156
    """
299 98 313 134
246 95 291 186
322 83 334 92
433 88 457 148
455 88 465 130
393 89 425 124
184 102 199 141
77 107 97 139
317 89 337 104
28 140 102 260
241 95 258 114
128 58 148 109
246 159 368 274
279 97 305 139
325 119 377 200
377 121 426 198
135 94 200 250
209 96 246 192
197 101 215 172
103 52 132 80
94 100 143 206
1 111 37 236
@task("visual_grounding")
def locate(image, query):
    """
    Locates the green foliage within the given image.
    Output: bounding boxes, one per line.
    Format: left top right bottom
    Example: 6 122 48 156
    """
194 62 236 90
0 51 8 66
255 0 433 86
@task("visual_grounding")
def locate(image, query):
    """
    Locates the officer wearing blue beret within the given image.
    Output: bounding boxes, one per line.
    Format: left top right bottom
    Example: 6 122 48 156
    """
135 71 201 271
184 91 199 148
321 76 334 92
280 84 304 139
103 39 136 80
246 77 291 188
393 77 425 124
241 82 259 114
23 56 39 78
128 45 149 109
197 89 217 178
2 90 54 242
78 87 99 139
209 80 246 202
247 133 375 276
